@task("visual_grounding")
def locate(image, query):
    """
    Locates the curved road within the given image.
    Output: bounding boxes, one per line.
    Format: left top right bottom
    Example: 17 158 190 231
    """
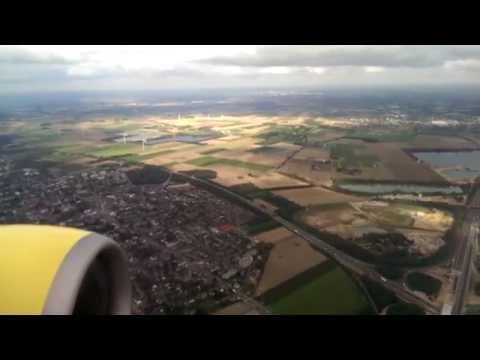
176 172 441 315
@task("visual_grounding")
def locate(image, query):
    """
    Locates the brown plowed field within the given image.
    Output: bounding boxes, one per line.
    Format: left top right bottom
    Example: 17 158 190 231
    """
253 228 328 296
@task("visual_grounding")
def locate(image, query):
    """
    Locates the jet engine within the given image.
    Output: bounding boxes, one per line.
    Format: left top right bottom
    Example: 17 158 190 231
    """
0 225 131 315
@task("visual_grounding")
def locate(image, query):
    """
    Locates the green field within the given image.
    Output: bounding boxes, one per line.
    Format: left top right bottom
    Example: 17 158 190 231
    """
250 146 286 155
199 148 227 155
267 267 372 315
89 121 140 133
386 303 425 315
395 203 435 213
16 126 65 146
258 125 310 145
84 143 141 158
186 156 275 172
83 142 181 161
465 305 480 315
364 207 414 227
13 134 91 163
178 169 217 179
44 150 83 162
406 272 442 297
124 149 177 162
346 129 417 143
244 219 281 235
328 143 378 168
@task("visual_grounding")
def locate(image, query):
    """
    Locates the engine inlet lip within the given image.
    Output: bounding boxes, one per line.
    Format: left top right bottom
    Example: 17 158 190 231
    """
42 233 131 315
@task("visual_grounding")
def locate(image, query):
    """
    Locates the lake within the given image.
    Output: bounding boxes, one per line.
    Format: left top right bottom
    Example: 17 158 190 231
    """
413 151 480 182
337 182 463 195
0 134 17 146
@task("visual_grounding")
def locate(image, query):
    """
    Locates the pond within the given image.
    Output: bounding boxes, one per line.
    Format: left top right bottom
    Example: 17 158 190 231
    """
413 151 480 182
0 134 17 146
337 182 463 195
175 134 220 143
405 272 442 298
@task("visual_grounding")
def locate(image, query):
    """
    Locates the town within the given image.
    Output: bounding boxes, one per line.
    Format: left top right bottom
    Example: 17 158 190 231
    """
0 158 272 314
2 86 480 315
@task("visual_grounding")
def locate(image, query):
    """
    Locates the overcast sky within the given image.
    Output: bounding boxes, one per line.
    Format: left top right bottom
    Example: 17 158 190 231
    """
1 45 480 93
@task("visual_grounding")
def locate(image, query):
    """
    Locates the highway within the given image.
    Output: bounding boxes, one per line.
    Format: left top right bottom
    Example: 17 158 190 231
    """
178 172 441 314
439 180 480 315
450 210 479 314
468 179 480 209
271 212 441 314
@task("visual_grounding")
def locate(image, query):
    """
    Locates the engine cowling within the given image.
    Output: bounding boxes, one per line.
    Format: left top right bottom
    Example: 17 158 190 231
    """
0 225 131 315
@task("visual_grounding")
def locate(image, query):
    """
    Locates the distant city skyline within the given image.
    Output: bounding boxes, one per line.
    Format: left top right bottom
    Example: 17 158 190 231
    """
1 45 480 93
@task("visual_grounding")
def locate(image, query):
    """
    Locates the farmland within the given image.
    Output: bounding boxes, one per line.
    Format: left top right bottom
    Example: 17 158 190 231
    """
295 201 454 260
253 227 329 296
273 187 362 207
2 94 478 315
3 112 461 267
265 265 372 315
186 156 275 172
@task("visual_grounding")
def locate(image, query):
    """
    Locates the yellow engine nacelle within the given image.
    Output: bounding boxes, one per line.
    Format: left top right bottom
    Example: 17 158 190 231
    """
0 225 131 315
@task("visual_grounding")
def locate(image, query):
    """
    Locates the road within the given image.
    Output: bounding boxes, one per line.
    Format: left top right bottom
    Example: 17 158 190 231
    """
470 190 480 209
439 180 480 315
178 172 441 314
271 213 440 314
450 210 479 314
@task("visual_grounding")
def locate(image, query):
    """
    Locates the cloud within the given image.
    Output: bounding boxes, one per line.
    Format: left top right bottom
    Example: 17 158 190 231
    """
365 66 385 73
2 45 480 94
199 45 480 69
0 46 80 65
444 59 480 73
259 66 292 74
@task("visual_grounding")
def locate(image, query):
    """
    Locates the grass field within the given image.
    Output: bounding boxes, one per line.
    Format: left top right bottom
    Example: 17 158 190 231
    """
78 119 139 132
400 134 477 150
186 156 275 172
258 125 310 145
406 272 442 297
361 203 453 231
15 126 66 146
244 219 280 235
84 143 141 158
328 143 379 168
199 148 227 155
81 142 183 161
255 232 328 296
267 267 371 315
44 149 85 162
386 303 425 315
365 207 414 228
333 142 446 183
124 149 177 162
346 129 417 143
273 187 362 207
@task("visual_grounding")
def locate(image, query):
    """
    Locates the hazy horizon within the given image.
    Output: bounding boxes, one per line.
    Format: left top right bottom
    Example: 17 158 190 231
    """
2 45 480 94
